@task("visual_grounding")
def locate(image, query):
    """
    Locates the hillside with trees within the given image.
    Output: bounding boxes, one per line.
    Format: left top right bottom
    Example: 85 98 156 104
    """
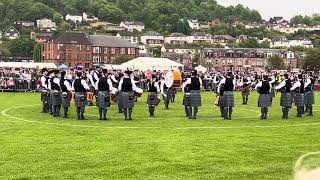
0 0 262 33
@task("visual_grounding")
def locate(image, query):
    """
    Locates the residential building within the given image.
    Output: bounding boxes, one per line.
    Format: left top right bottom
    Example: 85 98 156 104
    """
208 19 221 27
188 32 212 44
162 52 192 70
202 48 300 72
4 26 20 40
161 47 199 56
82 12 98 22
270 36 314 48
14 21 35 28
36 18 56 29
187 19 200 30
90 35 139 64
141 31 164 47
105 25 126 31
42 32 92 67
116 31 138 44
212 35 235 45
165 33 188 45
65 14 83 23
30 31 53 43
119 21 145 32
236 35 250 43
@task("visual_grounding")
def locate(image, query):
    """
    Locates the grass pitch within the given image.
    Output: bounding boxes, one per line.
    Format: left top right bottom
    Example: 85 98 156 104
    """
0 92 320 179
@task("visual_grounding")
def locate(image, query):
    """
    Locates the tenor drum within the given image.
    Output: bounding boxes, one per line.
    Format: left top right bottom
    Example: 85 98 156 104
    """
86 92 94 101
134 88 143 97
165 71 182 88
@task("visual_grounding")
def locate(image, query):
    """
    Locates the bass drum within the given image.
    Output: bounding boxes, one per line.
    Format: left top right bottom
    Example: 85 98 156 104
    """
134 88 143 97
165 71 182 88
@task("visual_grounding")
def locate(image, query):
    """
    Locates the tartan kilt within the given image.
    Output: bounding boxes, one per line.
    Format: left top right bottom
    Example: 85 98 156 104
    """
182 93 191 106
218 95 225 107
258 94 271 107
61 92 71 107
74 92 87 107
41 90 49 103
223 91 234 107
305 91 315 105
190 90 202 107
280 93 292 107
270 87 276 98
295 93 305 107
47 92 52 105
164 89 172 99
241 86 250 96
97 91 110 109
119 91 134 109
50 91 62 106
147 92 158 106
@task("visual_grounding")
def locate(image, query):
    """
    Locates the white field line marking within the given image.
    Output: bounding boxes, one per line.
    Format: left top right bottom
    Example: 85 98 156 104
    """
1 104 320 129
294 152 320 171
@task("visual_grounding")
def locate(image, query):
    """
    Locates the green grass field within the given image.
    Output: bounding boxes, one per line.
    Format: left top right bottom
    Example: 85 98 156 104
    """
0 92 320 179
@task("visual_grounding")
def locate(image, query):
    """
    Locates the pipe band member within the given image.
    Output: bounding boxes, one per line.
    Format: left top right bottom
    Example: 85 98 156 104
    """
182 74 191 117
95 69 114 120
291 74 305 118
185 70 202 119
50 70 62 117
255 75 272 120
147 77 160 117
304 74 315 116
219 71 236 120
118 70 137 120
241 76 251 105
73 71 90 120
60 71 73 119
275 74 292 119
40 68 49 113
269 75 276 105
160 77 172 110
216 74 225 118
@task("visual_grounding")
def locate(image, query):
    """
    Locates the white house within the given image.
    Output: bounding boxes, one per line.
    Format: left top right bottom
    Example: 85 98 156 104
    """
4 26 20 40
270 36 314 48
36 18 56 29
82 12 98 22
119 21 145 32
187 19 200 30
188 32 212 44
165 33 189 45
65 14 83 23
116 31 138 44
141 31 164 47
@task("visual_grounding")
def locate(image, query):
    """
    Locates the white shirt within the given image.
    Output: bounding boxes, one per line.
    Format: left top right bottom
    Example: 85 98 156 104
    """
63 80 73 91
290 81 301 91
275 80 286 90
87 74 96 89
72 78 90 91
185 77 203 89
118 76 137 91
94 78 114 91
217 77 236 94
40 76 47 89
254 81 272 92
111 75 118 83
304 78 311 89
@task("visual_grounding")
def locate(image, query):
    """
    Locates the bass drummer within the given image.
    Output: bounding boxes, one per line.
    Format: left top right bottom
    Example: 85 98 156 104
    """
160 76 172 110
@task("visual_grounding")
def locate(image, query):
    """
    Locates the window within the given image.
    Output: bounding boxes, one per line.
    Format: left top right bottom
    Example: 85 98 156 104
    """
111 48 116 54
131 48 135 55
77 45 82 51
111 57 116 64
104 48 108 53
93 47 100 53
77 54 82 61
86 54 91 61
67 45 72 51
86 45 90 52
67 53 71 60
104 56 108 63
59 52 65 60
120 48 125 54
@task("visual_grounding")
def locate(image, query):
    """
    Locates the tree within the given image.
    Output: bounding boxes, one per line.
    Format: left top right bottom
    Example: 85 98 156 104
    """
59 21 72 32
33 43 42 62
4 38 36 57
303 48 320 71
268 56 285 70
0 45 11 56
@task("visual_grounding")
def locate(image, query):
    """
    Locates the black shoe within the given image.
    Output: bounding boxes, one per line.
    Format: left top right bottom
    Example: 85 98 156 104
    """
128 118 133 120
307 113 313 116
99 118 103 120
119 111 123 113
63 116 69 119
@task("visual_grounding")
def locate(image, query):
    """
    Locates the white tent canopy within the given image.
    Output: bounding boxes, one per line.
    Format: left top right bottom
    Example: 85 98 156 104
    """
195 65 207 73
0 62 57 69
101 64 123 70
121 57 183 71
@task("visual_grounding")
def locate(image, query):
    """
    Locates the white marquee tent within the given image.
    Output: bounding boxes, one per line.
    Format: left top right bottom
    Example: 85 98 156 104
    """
195 65 207 73
0 62 57 69
121 57 183 71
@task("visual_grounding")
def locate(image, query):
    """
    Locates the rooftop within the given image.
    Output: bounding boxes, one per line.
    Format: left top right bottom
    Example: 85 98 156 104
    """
90 35 138 48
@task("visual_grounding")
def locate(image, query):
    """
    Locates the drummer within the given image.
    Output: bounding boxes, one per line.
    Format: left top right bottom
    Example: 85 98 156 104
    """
181 73 191 117
147 76 160 117
184 70 202 119
118 70 137 120
160 76 172 110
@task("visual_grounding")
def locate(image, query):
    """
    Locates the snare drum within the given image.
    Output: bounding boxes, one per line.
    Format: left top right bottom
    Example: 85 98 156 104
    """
134 88 143 97
165 71 182 88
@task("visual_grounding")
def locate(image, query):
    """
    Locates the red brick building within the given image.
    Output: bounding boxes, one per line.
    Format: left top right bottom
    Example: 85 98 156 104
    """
42 32 92 68
90 35 139 64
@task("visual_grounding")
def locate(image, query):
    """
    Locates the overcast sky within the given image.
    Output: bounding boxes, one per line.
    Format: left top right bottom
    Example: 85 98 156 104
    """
216 0 320 20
